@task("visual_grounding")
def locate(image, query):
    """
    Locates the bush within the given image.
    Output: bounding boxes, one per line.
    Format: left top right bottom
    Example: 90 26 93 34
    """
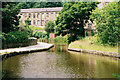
32 31 48 39
86 32 88 36
18 19 33 37
2 31 29 44
91 30 94 36
44 21 55 33
54 36 68 43
29 26 44 30
90 2 120 46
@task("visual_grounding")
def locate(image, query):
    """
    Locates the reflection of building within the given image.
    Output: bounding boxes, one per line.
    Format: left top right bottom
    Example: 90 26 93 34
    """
19 7 62 28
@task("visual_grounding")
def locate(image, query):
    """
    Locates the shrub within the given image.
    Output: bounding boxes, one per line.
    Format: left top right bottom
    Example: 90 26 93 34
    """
29 26 44 30
44 21 55 33
2 31 29 44
18 19 33 37
91 30 94 36
86 32 88 36
54 36 68 43
90 2 120 46
32 31 48 39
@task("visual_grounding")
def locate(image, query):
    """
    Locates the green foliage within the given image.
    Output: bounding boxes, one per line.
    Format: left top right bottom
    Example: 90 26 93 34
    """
112 73 120 80
18 19 33 37
32 31 48 39
86 32 89 36
17 2 63 9
54 36 68 43
2 2 63 33
45 21 55 33
29 26 44 30
2 31 29 44
91 30 94 36
55 2 98 42
2 2 20 33
90 2 120 46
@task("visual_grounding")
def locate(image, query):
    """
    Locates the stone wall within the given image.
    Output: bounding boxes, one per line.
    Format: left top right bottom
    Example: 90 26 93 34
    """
68 48 120 58
2 37 37 49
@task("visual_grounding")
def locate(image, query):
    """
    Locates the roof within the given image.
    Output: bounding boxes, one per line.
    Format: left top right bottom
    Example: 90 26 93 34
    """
20 7 63 13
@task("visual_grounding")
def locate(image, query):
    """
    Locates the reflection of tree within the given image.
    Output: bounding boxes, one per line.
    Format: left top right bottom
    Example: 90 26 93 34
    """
2 54 28 78
54 45 119 78
54 44 68 53
94 58 119 78
55 51 97 78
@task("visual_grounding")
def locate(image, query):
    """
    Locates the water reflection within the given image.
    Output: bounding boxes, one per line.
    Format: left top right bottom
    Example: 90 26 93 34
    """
2 44 120 78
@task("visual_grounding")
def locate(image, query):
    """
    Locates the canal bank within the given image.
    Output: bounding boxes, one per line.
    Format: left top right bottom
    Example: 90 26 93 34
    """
0 42 54 59
68 44 120 58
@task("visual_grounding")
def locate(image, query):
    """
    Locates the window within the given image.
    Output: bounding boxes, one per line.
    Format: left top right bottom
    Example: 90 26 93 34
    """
42 20 44 26
29 13 31 18
46 13 49 17
88 24 92 29
37 13 40 18
28 21 31 25
51 12 54 17
55 12 58 17
42 13 44 19
33 13 35 18
37 20 40 25
33 20 36 25
25 13 27 18
46 20 49 22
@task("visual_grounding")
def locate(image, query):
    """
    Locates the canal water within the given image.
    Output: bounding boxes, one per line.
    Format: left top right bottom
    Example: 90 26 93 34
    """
2 44 120 78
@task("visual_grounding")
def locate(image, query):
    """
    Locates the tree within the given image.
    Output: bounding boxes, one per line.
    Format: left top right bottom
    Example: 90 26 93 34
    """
16 2 63 9
90 2 120 46
44 21 55 33
2 2 20 33
55 2 98 41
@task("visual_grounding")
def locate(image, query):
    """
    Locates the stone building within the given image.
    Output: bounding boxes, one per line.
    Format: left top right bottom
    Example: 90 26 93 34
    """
19 7 62 28
84 2 108 36
19 2 107 37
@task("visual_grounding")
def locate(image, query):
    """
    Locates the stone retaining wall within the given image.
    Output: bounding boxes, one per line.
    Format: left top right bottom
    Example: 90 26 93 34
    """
2 37 37 49
68 48 120 58
1 42 54 60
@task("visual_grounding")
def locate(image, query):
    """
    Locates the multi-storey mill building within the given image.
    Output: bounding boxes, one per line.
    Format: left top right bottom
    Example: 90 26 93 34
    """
19 7 63 28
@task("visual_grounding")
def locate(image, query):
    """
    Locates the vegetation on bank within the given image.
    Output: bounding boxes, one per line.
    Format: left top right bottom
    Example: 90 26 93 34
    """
1 2 63 48
55 2 98 42
29 26 44 30
2 2 119 50
1 31 29 48
32 31 48 39
54 36 68 43
90 2 120 46
69 36 118 53
45 21 55 34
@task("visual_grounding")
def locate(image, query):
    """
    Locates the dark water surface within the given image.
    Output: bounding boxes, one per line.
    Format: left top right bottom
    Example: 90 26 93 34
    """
2 44 120 78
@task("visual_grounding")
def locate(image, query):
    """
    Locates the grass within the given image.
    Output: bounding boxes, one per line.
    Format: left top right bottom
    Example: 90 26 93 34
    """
70 36 118 53
29 26 44 30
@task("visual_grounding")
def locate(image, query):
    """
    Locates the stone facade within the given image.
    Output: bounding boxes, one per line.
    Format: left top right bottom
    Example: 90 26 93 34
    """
19 7 62 27
84 20 96 36
84 2 108 36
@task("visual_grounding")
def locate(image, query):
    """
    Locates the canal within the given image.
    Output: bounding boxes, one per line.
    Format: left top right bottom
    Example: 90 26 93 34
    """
2 43 120 78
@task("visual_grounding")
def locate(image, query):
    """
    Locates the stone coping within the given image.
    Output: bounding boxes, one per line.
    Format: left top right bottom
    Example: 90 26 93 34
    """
68 44 120 58
0 42 54 59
